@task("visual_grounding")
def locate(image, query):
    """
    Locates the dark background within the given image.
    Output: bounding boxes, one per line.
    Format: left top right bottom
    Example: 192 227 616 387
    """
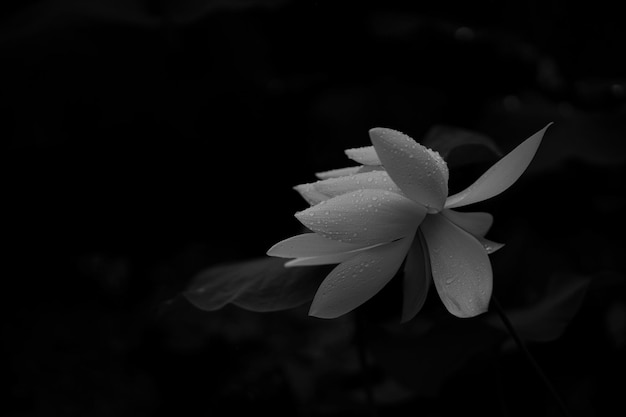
3 1 625 416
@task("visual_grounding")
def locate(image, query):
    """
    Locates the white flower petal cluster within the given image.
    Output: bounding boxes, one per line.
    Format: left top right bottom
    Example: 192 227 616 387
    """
268 124 551 319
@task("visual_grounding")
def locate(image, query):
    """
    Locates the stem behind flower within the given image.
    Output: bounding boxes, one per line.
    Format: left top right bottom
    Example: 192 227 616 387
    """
491 296 573 417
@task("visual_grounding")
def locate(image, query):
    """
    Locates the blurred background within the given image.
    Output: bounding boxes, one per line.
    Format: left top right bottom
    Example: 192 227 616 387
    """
3 1 625 416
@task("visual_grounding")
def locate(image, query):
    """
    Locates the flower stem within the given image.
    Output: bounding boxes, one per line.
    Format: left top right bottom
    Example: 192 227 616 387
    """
491 296 573 417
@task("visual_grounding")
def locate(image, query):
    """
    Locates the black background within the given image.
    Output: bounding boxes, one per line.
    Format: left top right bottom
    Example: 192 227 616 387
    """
3 1 625 416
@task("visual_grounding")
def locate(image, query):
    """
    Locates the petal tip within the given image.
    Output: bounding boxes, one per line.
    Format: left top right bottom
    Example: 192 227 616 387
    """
266 241 284 257
368 127 388 136
283 259 299 268
344 145 381 165
294 209 307 220
368 127 406 145
308 304 334 319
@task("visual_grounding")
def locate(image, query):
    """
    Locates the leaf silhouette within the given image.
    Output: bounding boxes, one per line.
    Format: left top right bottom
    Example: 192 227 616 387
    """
184 257 332 312
422 125 503 167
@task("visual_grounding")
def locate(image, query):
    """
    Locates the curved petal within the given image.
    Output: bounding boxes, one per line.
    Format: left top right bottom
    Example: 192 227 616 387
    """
309 236 414 318
345 146 382 165
267 233 368 258
285 252 359 267
315 166 362 180
442 209 493 237
295 171 404 205
314 170 404 199
369 127 449 212
295 188 427 246
294 183 330 205
401 230 431 322
445 123 552 208
316 165 384 180
420 213 492 318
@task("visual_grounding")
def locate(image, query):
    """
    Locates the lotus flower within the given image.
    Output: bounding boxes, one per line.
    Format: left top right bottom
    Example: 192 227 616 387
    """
268 124 551 320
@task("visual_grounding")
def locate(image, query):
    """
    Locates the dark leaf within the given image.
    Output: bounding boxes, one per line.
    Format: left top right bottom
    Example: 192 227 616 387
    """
184 257 332 312
487 273 591 342
422 125 502 167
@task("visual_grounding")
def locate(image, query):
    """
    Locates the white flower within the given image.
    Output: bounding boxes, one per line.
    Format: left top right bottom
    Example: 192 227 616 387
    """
268 124 551 320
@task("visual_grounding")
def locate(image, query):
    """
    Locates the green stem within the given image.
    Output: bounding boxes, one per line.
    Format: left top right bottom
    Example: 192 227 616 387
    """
491 296 573 417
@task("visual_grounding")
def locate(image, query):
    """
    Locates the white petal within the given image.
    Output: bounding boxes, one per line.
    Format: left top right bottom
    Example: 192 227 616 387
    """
293 183 330 205
421 213 492 318
295 189 426 246
401 231 431 322
315 165 384 180
442 209 493 237
314 170 404 199
267 233 367 258
315 166 362 179
441 210 502 253
295 171 403 206
369 127 449 212
445 123 552 208
309 236 413 318
285 252 359 267
345 146 382 165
